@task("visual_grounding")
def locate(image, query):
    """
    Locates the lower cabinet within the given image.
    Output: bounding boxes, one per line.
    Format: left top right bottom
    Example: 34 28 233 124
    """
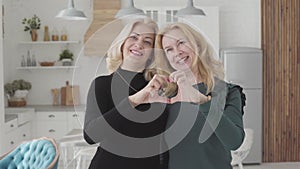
35 111 68 141
34 111 85 141
3 122 32 153
67 111 84 131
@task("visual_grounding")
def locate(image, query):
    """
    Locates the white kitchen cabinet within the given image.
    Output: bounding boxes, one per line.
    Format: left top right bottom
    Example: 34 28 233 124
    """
3 107 34 153
34 111 84 141
138 6 219 52
4 118 18 133
67 111 84 131
2 122 32 153
19 122 32 141
35 111 68 141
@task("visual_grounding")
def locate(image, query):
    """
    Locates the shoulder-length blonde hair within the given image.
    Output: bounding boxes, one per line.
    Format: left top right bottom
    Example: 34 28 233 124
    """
153 22 224 94
106 18 158 73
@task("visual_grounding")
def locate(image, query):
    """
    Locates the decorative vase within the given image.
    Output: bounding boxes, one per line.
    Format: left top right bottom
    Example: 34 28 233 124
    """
31 29 38 41
62 59 72 66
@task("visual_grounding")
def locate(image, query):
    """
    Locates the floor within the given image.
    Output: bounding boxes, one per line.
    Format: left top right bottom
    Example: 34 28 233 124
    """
58 161 300 169
233 162 300 169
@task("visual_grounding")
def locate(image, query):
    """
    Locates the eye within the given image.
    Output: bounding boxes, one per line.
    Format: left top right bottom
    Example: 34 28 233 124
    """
178 40 186 46
164 48 172 53
143 40 153 46
128 35 138 40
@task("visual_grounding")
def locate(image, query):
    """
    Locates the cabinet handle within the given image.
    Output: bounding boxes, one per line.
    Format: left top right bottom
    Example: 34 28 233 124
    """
23 134 27 137
10 141 14 145
49 129 56 133
48 114 55 118
10 124 14 128
73 114 78 117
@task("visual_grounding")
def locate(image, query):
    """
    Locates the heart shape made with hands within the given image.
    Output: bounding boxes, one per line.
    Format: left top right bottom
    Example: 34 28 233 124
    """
144 68 178 98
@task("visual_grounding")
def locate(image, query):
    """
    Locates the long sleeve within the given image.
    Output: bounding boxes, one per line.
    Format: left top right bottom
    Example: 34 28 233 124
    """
213 85 245 150
83 78 130 144
83 76 148 144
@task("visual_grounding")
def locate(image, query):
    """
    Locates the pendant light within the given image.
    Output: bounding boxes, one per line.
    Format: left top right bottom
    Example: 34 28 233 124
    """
115 0 146 18
176 0 206 16
56 0 87 20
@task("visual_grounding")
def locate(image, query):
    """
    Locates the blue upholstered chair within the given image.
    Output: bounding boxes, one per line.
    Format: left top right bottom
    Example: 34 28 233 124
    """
0 137 60 169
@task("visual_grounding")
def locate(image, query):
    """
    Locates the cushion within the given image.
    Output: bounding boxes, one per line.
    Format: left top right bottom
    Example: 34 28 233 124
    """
0 139 58 169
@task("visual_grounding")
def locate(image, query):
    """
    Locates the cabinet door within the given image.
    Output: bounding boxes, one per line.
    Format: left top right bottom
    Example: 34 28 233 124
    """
3 129 21 153
67 111 84 131
36 121 68 140
36 111 67 121
35 111 68 140
18 122 32 141
4 118 18 133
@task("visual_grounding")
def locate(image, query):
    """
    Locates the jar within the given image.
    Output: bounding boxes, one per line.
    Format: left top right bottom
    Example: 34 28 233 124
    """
52 28 59 41
60 27 68 41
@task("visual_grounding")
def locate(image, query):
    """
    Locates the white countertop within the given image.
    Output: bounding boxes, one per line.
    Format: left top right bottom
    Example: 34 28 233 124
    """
6 104 86 112
5 105 86 123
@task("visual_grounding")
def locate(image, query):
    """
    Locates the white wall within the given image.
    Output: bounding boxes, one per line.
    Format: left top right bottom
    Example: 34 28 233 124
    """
2 0 261 106
0 0 5 155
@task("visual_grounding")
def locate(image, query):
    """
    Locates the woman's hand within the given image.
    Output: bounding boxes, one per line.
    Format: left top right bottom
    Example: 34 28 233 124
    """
128 74 169 107
168 70 208 104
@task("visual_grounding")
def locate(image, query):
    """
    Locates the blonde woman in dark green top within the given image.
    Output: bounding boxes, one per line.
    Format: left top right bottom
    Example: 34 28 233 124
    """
152 22 246 169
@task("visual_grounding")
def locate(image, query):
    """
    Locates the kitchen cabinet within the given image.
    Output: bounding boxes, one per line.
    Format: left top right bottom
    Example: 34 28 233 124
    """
138 6 219 52
3 108 35 153
34 110 85 141
67 111 84 131
35 111 69 141
3 122 32 152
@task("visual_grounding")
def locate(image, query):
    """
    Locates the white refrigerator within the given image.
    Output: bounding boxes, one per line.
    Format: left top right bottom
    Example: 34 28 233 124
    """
220 47 262 164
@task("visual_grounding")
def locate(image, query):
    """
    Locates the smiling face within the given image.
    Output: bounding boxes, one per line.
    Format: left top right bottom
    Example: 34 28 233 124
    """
161 28 196 71
121 23 155 72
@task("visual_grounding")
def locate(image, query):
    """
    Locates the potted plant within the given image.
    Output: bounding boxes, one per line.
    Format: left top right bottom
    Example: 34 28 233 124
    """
59 49 74 66
4 79 32 107
22 14 41 41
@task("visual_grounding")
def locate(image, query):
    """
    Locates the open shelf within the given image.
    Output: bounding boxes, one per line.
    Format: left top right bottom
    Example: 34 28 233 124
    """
18 41 80 45
16 66 78 70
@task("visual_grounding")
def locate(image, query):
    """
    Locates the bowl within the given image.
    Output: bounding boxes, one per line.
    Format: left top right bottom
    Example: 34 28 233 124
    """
39 61 55 66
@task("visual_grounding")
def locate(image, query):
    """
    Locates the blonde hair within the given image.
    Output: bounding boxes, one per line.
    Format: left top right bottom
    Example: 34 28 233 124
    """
106 18 158 73
153 22 224 94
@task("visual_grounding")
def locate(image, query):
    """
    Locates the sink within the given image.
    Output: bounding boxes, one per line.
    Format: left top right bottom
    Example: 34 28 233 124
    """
5 108 35 125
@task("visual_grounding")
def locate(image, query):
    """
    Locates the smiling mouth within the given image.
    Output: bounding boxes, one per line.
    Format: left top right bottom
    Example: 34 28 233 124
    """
176 56 189 64
130 49 143 56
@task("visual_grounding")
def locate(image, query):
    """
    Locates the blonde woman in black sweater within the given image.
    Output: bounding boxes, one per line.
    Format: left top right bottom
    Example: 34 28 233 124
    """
84 18 169 169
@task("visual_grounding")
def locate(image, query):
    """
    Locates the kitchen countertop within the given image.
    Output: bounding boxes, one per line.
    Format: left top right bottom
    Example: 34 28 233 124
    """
5 105 86 122
6 105 86 112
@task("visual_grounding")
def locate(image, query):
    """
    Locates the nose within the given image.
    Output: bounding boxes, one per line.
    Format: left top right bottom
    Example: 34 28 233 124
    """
134 38 144 49
174 47 183 57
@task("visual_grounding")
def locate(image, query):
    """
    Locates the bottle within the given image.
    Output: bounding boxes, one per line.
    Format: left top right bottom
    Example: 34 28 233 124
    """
43 26 50 41
26 50 31 66
31 54 37 66
60 27 68 41
21 55 26 67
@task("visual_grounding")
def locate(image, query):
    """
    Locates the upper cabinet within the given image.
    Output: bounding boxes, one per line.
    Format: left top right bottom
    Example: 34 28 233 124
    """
139 6 220 53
